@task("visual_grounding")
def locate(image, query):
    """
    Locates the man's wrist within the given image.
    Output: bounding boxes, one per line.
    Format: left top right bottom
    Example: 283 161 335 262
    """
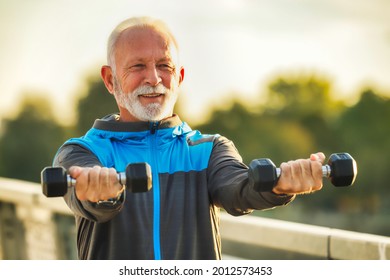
96 186 125 207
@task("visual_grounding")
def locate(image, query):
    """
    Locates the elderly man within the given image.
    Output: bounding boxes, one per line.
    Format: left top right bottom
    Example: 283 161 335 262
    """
54 16 325 260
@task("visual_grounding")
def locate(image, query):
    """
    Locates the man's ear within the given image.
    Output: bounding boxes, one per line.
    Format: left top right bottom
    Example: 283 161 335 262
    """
178 67 185 86
101 65 115 94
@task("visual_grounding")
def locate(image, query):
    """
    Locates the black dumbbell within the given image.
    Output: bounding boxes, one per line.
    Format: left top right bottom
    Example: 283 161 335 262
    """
249 153 357 192
41 163 152 197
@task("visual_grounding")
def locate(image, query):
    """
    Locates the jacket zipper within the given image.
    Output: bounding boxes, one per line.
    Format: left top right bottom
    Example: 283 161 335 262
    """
149 121 161 260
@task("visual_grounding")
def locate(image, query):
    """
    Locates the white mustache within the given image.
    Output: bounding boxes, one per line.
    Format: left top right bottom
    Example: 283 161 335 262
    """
134 84 169 96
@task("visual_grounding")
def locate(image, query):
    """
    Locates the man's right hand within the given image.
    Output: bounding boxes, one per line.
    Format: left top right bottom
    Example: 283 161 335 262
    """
69 166 124 202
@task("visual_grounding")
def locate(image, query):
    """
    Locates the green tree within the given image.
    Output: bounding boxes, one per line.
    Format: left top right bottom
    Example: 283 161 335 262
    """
0 94 66 182
75 75 118 135
195 101 315 165
195 74 341 165
335 89 390 214
264 74 345 153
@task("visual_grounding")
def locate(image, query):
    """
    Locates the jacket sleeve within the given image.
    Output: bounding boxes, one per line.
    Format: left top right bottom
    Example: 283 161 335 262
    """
207 136 295 216
53 144 125 223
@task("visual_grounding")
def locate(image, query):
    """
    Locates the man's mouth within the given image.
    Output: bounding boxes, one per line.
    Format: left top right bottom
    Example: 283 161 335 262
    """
139 93 164 98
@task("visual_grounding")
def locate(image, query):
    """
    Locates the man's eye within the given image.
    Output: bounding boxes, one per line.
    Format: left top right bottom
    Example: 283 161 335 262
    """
131 64 145 70
158 64 175 71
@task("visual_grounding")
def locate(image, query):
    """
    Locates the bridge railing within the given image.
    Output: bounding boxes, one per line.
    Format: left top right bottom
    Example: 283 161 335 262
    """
1 177 389 260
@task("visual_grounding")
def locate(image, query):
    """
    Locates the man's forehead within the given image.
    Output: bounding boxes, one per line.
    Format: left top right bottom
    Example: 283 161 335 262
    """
116 26 179 62
119 26 173 49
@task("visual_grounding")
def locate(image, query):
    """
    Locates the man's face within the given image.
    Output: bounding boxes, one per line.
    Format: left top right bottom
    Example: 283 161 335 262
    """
111 27 183 122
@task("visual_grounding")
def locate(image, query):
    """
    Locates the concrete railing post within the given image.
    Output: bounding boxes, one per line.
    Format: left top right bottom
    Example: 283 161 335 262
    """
16 205 59 260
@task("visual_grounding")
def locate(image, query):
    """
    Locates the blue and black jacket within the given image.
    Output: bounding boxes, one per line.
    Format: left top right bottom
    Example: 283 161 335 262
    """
54 114 294 260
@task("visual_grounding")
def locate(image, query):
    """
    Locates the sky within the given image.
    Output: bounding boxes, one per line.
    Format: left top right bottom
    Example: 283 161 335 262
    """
0 0 389 125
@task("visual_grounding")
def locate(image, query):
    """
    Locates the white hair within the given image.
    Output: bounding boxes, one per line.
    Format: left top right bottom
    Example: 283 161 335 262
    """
107 16 179 74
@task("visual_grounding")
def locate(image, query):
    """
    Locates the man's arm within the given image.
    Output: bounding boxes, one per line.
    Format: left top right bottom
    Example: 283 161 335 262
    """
207 136 296 216
53 144 125 223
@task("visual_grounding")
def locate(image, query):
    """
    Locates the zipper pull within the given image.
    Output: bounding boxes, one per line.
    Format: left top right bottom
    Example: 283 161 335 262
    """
150 121 159 134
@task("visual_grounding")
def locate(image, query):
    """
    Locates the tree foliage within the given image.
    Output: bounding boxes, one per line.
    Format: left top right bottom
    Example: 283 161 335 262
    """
75 75 118 135
335 90 390 212
0 95 66 182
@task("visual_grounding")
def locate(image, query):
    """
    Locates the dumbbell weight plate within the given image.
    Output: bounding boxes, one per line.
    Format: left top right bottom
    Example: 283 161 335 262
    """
328 153 357 187
125 162 152 193
41 166 68 197
249 158 278 192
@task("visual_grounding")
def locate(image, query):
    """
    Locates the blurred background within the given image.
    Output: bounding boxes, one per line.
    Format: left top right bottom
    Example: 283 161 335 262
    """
0 0 389 238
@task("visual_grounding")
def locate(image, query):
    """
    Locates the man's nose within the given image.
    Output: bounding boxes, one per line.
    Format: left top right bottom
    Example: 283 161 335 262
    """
144 66 162 86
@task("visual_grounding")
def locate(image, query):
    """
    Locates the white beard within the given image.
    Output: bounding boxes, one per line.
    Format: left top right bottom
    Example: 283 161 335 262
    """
113 77 178 122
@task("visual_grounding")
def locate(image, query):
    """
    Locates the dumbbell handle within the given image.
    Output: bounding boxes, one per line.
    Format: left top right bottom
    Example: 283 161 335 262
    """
42 163 152 197
66 172 127 187
275 165 331 178
250 153 357 192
